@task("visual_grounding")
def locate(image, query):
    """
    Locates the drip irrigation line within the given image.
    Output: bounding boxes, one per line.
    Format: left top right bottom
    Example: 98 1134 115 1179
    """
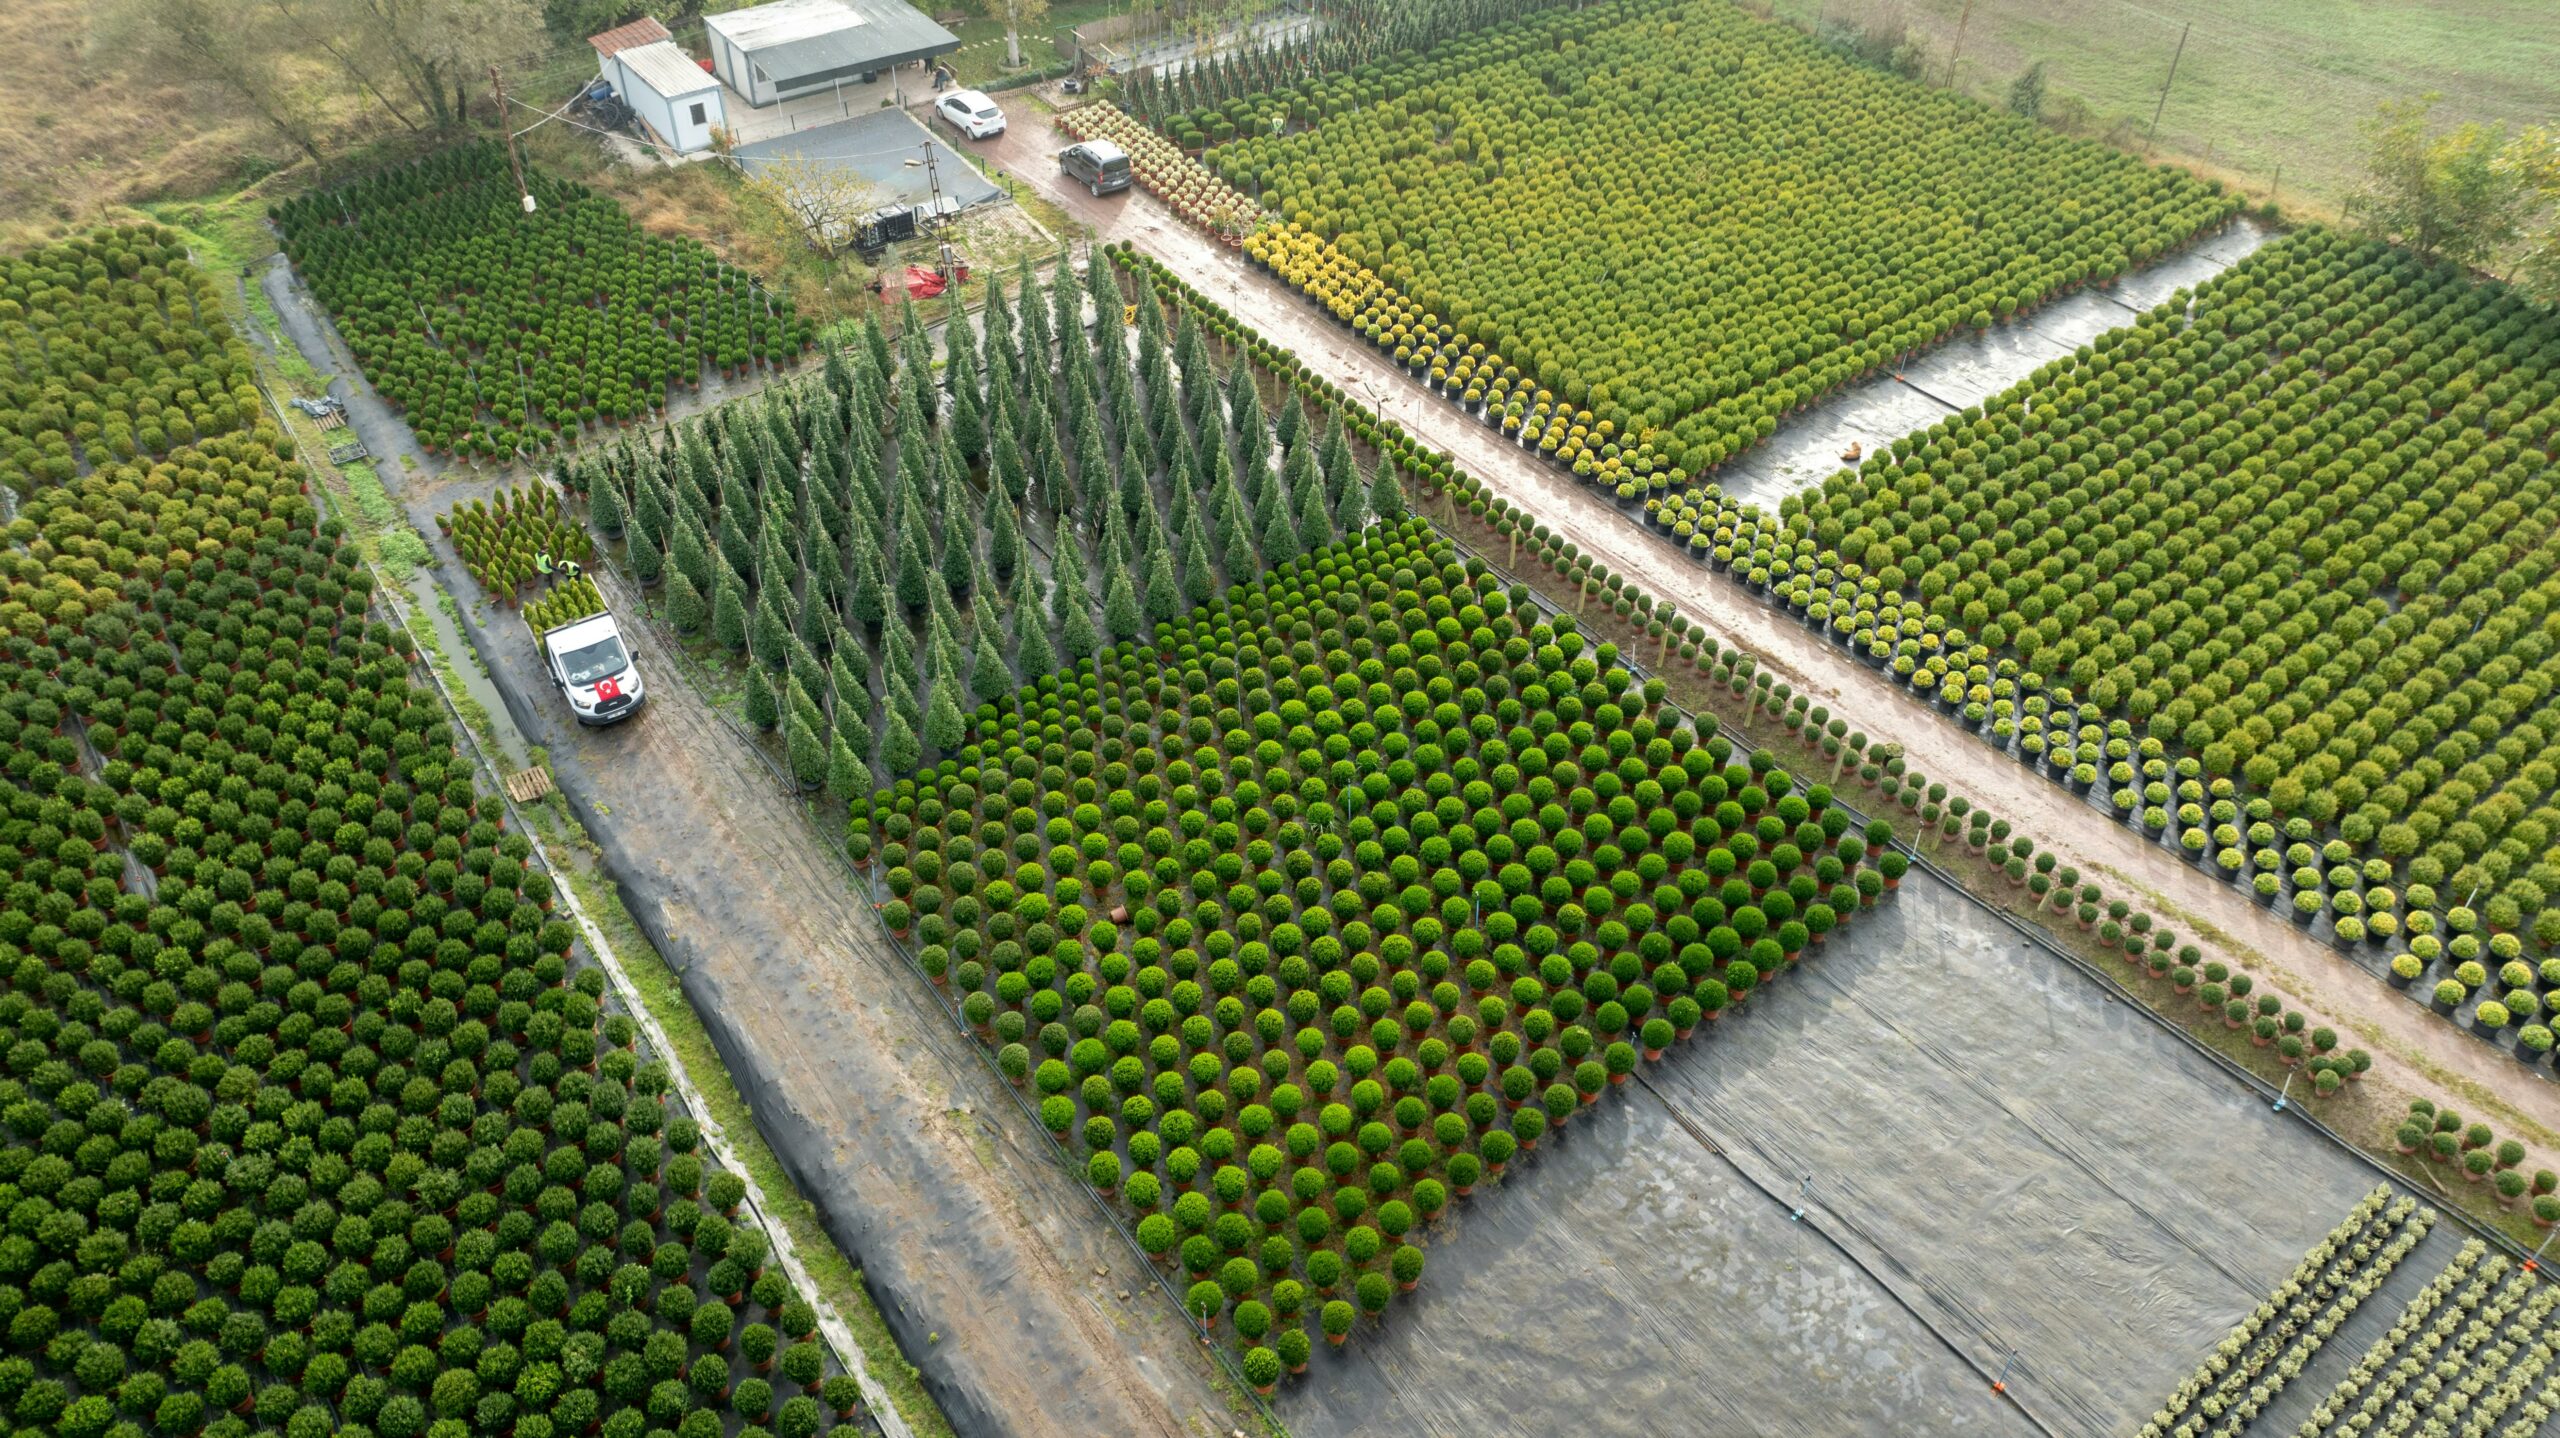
1893 374 1970 415
249 371 911 1437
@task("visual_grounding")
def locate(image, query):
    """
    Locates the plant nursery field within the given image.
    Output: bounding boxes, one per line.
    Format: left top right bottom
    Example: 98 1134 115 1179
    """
1215 0 2238 485
561 252 1415 803
551 245 1899 1390
858 516 1894 1381
0 233 869 1438
273 144 813 464
1673 228 2560 1035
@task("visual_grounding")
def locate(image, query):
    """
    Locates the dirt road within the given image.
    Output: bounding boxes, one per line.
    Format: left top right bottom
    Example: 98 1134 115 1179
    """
262 258 1240 1438
977 110 2560 1158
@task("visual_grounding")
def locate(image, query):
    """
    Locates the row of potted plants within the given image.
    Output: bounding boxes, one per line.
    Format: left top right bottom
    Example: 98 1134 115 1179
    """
2286 1235 2559 1438
2139 1186 2435 1438
1057 103 1263 243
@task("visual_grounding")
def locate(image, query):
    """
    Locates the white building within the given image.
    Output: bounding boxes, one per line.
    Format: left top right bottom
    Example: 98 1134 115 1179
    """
610 42 728 154
702 0 960 109
589 18 728 155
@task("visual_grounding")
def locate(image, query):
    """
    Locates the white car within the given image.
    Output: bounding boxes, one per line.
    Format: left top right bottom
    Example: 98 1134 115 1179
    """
937 89 1005 140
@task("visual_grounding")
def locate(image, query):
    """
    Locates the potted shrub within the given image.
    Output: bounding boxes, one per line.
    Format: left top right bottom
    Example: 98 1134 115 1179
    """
2522 1026 2554 1066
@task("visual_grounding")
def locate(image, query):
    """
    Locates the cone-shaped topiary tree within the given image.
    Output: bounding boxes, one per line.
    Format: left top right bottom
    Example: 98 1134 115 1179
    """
744 664 781 730
666 567 708 633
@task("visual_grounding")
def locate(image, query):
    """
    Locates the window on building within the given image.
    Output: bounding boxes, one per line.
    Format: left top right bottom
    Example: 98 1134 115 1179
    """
689 102 706 125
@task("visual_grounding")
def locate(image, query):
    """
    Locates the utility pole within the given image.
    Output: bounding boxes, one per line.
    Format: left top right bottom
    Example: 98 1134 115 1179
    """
1946 0 1974 90
2146 22 2191 147
489 65 536 214
922 142 959 282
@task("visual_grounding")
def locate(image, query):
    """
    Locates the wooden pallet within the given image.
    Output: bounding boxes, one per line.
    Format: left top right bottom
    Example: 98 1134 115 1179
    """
502 767 554 804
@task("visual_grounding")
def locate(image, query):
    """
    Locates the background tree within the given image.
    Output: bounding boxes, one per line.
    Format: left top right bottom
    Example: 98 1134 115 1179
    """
2502 126 2560 304
97 0 326 164
1003 0 1052 72
2006 62 2046 121
2354 97 2526 268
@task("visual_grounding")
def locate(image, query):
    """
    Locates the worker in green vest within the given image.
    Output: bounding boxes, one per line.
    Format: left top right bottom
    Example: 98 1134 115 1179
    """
536 550 555 590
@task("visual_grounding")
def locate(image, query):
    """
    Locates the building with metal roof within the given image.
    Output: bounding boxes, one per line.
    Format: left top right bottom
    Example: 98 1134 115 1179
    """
587 15 672 61
600 39 727 155
701 0 960 108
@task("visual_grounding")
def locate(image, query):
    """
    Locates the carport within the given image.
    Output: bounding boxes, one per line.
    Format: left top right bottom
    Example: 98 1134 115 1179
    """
703 0 959 109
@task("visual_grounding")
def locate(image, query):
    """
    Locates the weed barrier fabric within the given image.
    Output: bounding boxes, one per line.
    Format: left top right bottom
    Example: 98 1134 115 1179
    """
1283 866 2379 1438
1716 218 2270 511
1278 1078 2044 1438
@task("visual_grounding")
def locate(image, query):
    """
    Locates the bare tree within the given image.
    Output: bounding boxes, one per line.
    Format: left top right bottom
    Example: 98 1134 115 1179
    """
331 0 544 131
262 0 429 132
97 0 329 165
737 152 883 260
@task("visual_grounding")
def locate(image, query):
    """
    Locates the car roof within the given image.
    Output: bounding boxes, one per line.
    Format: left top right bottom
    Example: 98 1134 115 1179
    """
1079 139 1130 162
949 89 997 108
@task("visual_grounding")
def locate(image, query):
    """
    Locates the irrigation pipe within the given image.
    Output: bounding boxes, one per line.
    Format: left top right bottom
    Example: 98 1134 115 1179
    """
252 375 916 1438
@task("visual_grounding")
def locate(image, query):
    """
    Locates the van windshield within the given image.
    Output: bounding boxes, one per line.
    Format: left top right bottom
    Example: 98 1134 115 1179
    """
558 635 629 687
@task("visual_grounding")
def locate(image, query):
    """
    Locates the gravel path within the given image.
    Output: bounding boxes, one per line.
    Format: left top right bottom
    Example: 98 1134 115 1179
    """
979 111 2560 1164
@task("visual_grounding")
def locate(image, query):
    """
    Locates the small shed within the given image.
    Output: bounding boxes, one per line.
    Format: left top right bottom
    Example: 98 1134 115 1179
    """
702 0 960 108
605 41 727 155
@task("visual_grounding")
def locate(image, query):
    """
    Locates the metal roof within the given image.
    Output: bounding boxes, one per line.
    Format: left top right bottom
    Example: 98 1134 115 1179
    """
587 15 672 57
704 0 958 83
614 41 722 100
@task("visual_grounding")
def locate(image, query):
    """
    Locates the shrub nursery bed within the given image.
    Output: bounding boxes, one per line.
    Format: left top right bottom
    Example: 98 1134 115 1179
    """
273 144 813 462
1648 228 2560 1018
0 226 264 495
853 517 1897 1390
1216 0 2235 484
0 234 867 1438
